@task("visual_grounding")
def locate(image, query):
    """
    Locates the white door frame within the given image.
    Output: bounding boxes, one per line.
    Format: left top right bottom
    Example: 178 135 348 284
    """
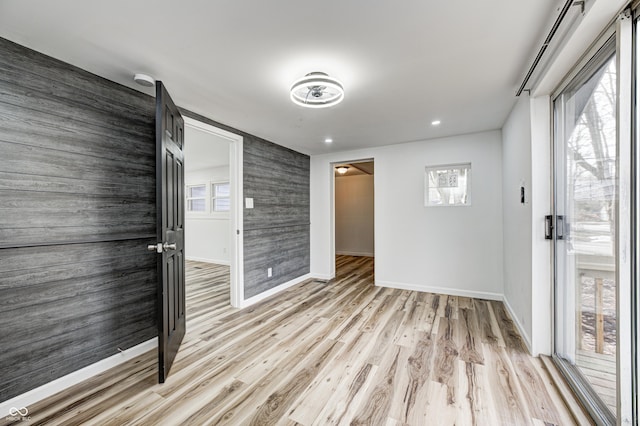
183 116 244 308
330 158 375 277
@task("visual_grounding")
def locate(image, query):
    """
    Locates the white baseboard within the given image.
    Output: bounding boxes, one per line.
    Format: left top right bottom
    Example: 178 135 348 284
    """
0 338 157 416
502 296 533 355
376 280 503 301
186 256 230 266
336 251 374 257
310 273 334 281
240 273 313 308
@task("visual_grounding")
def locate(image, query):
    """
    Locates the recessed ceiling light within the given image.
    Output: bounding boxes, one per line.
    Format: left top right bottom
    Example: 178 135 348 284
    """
325 138 333 144
431 120 441 126
290 72 344 108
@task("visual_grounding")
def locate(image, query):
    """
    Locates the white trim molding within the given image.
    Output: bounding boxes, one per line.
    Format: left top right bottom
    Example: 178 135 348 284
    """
311 273 334 281
240 274 314 308
183 116 244 308
376 280 503 301
502 296 533 354
0 338 157 418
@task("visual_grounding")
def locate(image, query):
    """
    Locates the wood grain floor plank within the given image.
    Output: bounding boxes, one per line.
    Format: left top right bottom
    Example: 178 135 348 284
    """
390 331 437 424
457 360 499 426
474 298 505 347
287 331 374 425
5 257 581 426
483 344 534 426
349 345 403 426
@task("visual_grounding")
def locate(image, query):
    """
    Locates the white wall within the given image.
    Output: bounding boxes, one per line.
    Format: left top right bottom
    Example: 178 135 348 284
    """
185 166 231 265
502 97 534 350
529 96 552 356
311 130 504 299
501 95 552 356
335 174 374 257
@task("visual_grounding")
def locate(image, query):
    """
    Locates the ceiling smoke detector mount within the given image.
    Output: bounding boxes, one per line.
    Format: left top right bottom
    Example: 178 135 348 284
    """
133 73 155 87
290 72 344 108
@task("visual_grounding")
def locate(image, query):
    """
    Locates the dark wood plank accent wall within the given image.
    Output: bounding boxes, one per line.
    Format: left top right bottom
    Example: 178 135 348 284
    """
0 37 157 402
180 110 310 299
0 36 310 402
242 138 310 297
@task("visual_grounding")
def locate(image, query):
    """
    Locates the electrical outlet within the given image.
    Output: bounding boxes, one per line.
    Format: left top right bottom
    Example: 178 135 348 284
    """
267 267 273 278
223 247 227 254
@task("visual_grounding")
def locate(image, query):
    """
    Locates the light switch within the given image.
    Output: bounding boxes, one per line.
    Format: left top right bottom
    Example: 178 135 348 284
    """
245 198 254 209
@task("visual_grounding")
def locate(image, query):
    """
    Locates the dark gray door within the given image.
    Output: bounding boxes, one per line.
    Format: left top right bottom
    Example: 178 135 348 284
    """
153 81 185 383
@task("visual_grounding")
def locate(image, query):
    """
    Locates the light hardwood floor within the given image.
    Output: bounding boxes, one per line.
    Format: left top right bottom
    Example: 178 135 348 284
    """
3 256 581 425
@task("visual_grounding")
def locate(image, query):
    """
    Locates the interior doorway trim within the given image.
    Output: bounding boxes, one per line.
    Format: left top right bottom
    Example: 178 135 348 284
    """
183 116 244 308
330 157 375 279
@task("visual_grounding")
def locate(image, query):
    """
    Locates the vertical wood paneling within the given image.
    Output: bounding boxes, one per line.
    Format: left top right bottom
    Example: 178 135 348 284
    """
0 37 157 402
179 110 311 300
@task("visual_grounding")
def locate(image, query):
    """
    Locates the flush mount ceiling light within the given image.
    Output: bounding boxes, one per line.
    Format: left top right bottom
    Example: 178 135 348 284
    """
336 166 349 174
133 73 155 87
290 72 344 108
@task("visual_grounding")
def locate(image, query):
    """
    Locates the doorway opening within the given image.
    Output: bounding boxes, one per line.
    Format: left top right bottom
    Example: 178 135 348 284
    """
183 117 243 307
332 160 375 278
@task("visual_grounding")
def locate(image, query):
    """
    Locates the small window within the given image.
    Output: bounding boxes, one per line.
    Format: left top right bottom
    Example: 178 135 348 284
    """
425 163 471 206
187 184 206 212
212 182 230 212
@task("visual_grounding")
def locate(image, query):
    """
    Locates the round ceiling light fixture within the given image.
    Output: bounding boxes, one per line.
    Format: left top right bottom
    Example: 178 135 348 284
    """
336 166 349 174
133 73 155 87
290 72 344 108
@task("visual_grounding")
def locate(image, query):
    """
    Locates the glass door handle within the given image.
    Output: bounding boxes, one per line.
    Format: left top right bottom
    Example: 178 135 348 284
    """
556 215 565 240
545 215 566 240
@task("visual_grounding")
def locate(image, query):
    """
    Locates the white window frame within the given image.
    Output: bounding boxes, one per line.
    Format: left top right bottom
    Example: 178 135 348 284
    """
424 162 472 207
186 184 207 213
211 181 231 213
185 180 230 218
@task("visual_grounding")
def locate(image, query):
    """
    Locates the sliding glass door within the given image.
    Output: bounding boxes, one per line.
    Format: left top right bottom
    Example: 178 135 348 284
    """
552 39 618 423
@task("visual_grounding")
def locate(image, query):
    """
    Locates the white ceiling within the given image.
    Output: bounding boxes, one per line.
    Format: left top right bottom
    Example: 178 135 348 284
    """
0 0 560 155
184 125 230 172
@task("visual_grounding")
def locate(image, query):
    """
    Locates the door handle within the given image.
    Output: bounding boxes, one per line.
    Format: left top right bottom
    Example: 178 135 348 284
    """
147 243 163 253
556 215 565 240
147 242 176 253
163 242 177 251
545 215 554 239
544 215 566 240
